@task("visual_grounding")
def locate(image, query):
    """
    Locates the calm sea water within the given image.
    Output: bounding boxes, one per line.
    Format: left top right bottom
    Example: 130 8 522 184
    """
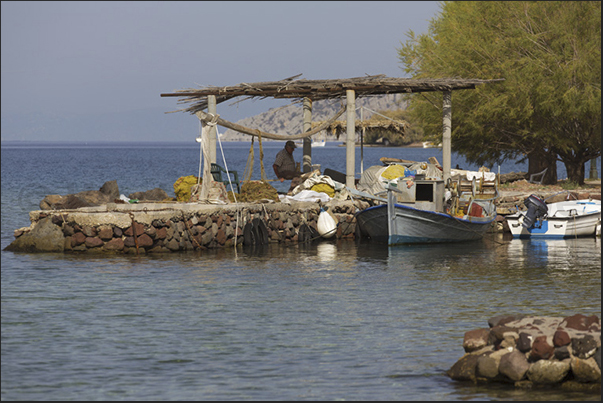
1 141 601 401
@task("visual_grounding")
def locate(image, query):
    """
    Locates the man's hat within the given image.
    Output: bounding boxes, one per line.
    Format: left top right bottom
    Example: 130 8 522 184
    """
286 140 297 149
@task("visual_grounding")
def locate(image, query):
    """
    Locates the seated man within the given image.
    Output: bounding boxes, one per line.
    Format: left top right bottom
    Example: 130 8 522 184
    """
273 140 301 192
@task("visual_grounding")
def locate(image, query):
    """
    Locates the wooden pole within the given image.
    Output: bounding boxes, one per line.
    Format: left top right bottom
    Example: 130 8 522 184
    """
302 97 312 173
208 95 217 164
442 90 452 183
346 90 356 188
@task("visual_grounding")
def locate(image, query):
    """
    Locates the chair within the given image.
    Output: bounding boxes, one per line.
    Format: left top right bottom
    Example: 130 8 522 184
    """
528 167 548 185
210 163 240 193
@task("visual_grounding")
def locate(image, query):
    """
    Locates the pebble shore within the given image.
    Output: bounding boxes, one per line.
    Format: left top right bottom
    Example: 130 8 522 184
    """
447 314 601 392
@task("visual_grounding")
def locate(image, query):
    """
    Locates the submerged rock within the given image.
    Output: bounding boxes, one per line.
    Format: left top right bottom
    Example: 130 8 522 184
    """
4 217 64 253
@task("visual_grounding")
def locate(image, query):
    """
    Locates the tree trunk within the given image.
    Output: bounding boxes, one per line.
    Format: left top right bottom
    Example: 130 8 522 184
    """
527 149 557 185
564 160 586 185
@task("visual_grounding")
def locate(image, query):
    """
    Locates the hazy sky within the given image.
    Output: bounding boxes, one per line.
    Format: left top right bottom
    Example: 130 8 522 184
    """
1 1 441 141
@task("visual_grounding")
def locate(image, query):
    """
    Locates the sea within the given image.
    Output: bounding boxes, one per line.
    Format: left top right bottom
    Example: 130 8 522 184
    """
1 140 601 401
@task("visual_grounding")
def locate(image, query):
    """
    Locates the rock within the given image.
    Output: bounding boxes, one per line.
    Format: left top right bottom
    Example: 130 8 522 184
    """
4 217 64 253
447 354 479 382
531 335 554 361
488 325 518 346
527 360 570 384
517 332 534 352
74 190 112 206
85 237 104 248
570 357 601 383
553 329 571 347
572 335 598 359
55 194 92 209
476 354 499 379
488 314 525 328
463 328 490 352
554 345 571 361
103 238 124 251
499 350 530 381
594 347 601 370
128 187 169 201
71 232 86 246
99 180 120 199
562 314 600 331
137 234 153 248
39 194 65 210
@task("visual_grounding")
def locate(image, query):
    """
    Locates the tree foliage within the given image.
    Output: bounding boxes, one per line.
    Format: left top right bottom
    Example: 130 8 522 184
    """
397 1 601 184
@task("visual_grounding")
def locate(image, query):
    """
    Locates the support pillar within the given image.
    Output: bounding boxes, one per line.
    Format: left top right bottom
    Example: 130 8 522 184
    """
346 90 356 188
302 97 312 173
442 91 452 184
208 95 217 164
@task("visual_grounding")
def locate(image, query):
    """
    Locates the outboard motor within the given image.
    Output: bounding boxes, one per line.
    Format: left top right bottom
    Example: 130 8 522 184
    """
522 194 548 229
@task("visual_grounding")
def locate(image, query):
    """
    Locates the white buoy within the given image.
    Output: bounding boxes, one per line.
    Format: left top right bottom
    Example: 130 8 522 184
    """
317 209 337 238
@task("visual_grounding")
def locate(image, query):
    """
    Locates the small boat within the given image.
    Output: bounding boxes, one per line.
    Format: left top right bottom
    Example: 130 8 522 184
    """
505 195 601 238
355 164 499 245
312 138 326 148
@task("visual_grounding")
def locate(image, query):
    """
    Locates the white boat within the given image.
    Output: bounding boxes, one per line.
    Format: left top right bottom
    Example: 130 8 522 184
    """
312 138 326 147
505 195 601 238
355 165 498 245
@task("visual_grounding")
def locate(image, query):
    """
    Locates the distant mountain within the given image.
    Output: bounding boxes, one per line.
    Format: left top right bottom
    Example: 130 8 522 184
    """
220 94 407 141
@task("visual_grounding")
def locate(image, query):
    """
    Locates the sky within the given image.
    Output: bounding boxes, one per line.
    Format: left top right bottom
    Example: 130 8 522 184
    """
1 1 441 142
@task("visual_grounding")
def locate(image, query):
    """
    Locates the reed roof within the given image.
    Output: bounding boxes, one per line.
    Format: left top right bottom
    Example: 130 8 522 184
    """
161 74 503 114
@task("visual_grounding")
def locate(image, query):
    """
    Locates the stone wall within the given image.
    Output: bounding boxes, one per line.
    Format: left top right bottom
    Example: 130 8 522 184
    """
448 314 601 392
5 201 360 254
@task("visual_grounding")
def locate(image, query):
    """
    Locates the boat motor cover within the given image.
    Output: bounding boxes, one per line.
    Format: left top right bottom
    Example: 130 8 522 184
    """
522 194 548 229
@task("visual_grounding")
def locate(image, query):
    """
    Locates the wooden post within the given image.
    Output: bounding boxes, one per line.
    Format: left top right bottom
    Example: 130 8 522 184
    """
302 97 312 173
346 90 356 188
442 90 452 183
208 95 217 164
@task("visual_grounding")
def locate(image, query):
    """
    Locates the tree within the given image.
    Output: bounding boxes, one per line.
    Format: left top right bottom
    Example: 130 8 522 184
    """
397 1 601 184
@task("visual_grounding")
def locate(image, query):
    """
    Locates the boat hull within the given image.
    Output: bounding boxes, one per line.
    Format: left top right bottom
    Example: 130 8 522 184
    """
506 212 601 238
356 203 495 245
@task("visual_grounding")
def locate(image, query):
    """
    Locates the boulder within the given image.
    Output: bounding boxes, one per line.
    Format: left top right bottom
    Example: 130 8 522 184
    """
99 180 120 199
570 357 601 383
531 335 554 361
463 328 490 352
128 187 170 201
562 314 600 331
447 354 479 382
516 332 534 352
476 354 499 379
572 335 598 359
553 329 571 347
39 194 65 210
55 194 92 210
527 360 570 384
499 350 530 381
4 217 64 252
488 314 525 328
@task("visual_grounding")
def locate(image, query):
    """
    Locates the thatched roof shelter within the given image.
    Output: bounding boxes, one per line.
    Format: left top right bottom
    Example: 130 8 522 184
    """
161 74 503 114
312 119 407 138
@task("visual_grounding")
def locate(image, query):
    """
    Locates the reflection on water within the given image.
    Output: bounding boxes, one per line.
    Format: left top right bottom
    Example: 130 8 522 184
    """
1 235 600 401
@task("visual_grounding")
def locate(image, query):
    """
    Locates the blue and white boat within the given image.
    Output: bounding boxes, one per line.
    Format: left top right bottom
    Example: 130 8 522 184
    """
505 195 601 239
354 166 498 245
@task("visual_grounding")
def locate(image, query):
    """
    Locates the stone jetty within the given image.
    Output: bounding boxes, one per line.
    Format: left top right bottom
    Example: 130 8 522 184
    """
5 200 359 254
447 314 601 392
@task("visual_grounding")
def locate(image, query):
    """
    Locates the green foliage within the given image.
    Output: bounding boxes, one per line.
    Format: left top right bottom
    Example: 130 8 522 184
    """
397 1 601 184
